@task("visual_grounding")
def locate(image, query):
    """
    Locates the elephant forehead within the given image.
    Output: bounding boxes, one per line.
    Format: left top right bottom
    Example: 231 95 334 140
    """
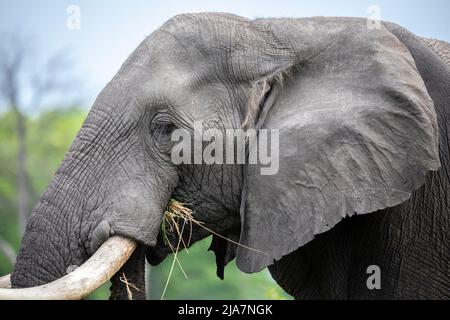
120 40 205 88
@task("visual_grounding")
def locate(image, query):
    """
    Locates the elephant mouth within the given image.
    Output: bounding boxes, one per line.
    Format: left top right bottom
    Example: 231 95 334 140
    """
0 236 136 300
146 234 170 266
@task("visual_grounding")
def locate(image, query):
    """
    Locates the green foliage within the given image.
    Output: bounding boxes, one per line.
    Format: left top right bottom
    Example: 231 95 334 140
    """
0 108 291 300
149 239 291 300
0 108 86 276
0 111 21 256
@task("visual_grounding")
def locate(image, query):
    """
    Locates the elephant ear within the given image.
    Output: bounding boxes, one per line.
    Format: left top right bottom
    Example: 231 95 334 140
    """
236 22 440 273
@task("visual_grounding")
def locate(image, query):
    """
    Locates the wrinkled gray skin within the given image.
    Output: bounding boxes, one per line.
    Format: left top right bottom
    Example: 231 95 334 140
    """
12 13 450 300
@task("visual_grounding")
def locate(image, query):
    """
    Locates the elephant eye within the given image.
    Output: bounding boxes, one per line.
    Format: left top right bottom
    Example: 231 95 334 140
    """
152 123 177 141
150 121 177 153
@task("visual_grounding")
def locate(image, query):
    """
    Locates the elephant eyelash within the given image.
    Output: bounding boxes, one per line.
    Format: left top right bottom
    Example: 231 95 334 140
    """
149 115 178 152
151 122 177 140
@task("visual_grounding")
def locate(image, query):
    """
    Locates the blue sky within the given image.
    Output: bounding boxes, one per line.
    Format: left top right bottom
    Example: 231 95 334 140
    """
1 0 449 106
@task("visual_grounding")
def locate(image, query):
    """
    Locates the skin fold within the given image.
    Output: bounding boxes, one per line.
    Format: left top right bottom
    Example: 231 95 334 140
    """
10 13 450 300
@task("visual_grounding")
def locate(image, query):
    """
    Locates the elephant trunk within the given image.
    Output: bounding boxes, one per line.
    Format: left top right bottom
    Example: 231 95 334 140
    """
11 170 92 288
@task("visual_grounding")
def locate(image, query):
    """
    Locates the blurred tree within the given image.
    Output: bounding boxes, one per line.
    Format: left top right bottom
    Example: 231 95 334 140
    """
0 108 86 274
0 33 80 252
0 237 15 265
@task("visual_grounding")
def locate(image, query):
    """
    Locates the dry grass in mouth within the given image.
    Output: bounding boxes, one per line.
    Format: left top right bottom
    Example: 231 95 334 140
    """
162 199 266 254
161 199 195 252
119 272 140 300
159 198 267 300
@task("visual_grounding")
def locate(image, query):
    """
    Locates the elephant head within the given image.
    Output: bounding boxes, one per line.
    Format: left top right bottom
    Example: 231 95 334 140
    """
0 13 440 299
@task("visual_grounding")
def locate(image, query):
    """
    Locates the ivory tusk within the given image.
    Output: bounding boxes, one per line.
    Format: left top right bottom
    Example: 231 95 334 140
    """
0 275 11 288
0 236 136 300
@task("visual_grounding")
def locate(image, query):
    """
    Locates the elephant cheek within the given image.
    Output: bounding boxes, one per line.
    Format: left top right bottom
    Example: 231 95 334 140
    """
96 180 170 251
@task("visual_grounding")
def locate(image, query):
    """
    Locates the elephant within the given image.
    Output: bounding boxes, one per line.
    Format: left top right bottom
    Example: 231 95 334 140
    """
1 13 449 300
